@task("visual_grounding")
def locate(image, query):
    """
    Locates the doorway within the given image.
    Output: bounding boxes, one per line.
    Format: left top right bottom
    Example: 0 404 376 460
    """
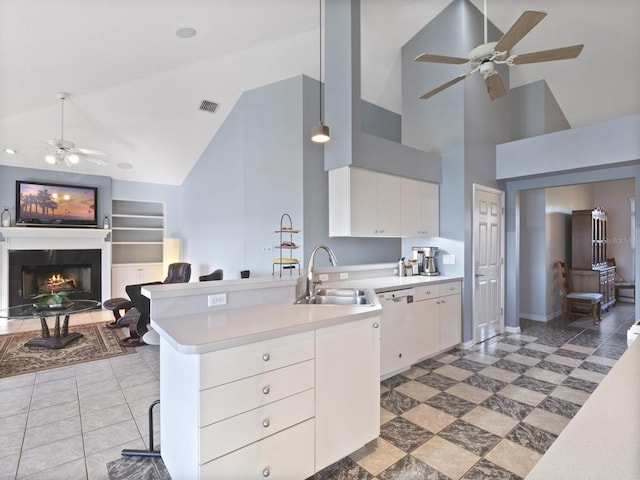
472 184 504 344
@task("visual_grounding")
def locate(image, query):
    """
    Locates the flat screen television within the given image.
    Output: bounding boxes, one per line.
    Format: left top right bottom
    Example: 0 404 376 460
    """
16 180 98 227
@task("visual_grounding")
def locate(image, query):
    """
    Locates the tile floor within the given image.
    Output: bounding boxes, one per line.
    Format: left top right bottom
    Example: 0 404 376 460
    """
0 304 634 479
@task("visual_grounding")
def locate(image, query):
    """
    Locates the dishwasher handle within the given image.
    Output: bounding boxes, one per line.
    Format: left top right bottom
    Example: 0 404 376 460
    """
392 295 413 303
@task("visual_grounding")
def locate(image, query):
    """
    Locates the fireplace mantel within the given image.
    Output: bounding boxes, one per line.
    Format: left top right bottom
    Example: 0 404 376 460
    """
0 227 111 242
0 227 112 309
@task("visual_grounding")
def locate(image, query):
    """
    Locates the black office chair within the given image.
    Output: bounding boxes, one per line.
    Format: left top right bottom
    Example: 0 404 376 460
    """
105 262 191 346
199 269 223 281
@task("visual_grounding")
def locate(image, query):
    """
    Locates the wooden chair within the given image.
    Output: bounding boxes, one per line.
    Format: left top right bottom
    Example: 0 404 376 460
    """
557 261 603 325
607 257 635 302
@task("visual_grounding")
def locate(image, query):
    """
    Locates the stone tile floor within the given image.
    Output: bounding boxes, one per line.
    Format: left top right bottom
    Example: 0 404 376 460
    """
0 304 634 479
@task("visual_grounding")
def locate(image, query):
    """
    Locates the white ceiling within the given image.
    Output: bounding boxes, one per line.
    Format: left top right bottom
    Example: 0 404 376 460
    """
1 0 638 185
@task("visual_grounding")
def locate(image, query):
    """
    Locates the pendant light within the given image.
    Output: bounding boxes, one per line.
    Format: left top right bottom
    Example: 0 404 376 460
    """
311 0 330 143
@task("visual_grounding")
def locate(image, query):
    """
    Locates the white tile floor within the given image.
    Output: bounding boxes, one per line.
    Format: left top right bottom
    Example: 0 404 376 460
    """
0 309 161 480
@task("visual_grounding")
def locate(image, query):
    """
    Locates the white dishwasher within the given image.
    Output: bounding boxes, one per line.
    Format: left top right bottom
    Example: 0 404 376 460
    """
378 288 415 377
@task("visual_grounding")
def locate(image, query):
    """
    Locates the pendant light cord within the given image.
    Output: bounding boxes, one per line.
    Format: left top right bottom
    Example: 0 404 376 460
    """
483 0 487 44
60 96 65 141
319 0 323 124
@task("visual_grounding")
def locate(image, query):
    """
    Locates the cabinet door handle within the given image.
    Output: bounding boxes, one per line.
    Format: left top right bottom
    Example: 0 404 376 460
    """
262 386 270 395
262 468 270 477
262 353 270 361
262 418 270 428
373 322 379 328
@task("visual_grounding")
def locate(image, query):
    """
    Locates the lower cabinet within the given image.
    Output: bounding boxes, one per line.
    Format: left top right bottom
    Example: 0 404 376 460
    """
316 318 381 471
380 281 462 375
160 319 381 479
111 263 163 298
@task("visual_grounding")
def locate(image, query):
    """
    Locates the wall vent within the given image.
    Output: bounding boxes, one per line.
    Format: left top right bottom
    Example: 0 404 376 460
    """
199 100 219 113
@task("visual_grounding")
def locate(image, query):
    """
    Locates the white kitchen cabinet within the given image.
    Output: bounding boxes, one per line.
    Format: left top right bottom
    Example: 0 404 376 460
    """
413 286 440 361
160 318 381 479
438 282 462 350
111 263 163 298
401 178 439 237
315 317 381 471
329 166 401 237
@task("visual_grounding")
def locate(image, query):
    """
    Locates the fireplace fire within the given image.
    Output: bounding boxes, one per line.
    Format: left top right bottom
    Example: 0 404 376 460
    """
8 249 101 307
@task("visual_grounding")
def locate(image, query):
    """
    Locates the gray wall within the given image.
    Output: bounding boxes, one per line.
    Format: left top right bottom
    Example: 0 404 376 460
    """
178 75 401 279
0 166 112 227
400 0 510 342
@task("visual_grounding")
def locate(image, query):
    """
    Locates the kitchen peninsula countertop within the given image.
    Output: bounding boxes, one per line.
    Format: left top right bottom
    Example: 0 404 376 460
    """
150 300 381 355
526 336 640 479
146 270 458 356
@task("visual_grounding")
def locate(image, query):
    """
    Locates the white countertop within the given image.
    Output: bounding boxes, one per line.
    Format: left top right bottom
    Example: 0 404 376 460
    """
151 301 381 355
526 336 640 479
148 272 460 355
325 274 461 293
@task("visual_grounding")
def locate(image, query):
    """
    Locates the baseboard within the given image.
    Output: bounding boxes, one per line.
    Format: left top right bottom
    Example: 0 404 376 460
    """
504 325 522 334
519 313 552 322
462 339 475 350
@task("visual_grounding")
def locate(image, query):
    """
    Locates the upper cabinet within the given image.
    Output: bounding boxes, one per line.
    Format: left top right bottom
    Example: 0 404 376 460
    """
329 166 439 238
400 177 439 237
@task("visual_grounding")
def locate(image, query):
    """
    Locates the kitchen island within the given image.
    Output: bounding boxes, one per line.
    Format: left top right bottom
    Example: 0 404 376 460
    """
146 278 382 479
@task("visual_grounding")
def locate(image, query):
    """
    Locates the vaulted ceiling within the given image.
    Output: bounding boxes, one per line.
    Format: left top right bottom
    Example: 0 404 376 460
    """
1 0 638 185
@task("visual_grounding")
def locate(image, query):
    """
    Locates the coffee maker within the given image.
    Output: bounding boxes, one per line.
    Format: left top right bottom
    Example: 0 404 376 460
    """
412 246 440 276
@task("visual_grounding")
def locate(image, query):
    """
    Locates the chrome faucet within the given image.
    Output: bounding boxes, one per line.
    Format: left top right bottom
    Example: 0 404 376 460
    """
306 245 338 299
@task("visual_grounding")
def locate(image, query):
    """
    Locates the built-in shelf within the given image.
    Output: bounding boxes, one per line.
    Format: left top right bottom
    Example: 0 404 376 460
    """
111 199 165 265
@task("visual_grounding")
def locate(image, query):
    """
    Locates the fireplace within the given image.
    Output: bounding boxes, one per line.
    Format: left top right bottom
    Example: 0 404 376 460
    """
8 249 102 307
0 227 111 310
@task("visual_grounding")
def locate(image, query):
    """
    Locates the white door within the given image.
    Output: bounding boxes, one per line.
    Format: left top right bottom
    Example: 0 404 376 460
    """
473 185 504 344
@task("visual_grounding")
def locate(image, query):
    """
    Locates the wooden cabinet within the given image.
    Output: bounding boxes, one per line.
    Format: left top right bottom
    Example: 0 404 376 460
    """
329 166 439 238
329 167 401 237
111 263 163 298
571 266 616 310
315 317 380 471
160 320 380 479
401 178 439 237
571 208 608 269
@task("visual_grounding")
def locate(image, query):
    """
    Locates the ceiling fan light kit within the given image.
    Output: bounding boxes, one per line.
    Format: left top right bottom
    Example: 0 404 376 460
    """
415 9 584 101
43 92 109 167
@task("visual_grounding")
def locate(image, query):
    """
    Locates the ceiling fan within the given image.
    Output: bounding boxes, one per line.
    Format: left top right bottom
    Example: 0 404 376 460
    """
414 5 584 101
44 92 109 167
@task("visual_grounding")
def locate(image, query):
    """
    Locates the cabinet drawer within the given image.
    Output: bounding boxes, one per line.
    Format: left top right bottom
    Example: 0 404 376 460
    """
200 389 314 464
200 418 314 480
414 285 439 301
200 360 314 426
439 281 461 297
199 331 314 389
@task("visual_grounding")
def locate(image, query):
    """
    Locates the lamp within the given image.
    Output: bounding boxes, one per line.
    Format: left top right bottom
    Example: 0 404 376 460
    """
311 0 330 143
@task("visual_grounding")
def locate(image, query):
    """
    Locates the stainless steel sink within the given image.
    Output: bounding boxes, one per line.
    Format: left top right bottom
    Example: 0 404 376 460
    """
295 287 373 305
314 288 366 297
306 295 370 305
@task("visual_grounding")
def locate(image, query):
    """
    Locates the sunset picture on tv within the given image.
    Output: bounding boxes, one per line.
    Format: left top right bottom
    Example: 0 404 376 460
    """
17 181 97 225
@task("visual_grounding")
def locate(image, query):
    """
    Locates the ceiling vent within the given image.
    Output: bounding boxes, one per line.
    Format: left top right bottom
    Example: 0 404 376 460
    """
199 100 219 113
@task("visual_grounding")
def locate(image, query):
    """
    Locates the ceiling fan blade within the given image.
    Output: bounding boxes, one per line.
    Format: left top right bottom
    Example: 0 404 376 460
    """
510 44 584 65
495 10 547 53
73 147 108 157
415 53 468 65
85 156 109 166
485 73 507 100
419 74 468 100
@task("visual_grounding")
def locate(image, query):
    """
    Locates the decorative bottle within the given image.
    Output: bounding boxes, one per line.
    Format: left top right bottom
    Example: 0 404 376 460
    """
103 214 110 229
1 207 10 227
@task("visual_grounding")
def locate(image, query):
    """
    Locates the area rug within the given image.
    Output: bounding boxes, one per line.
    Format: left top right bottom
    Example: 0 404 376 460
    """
0 323 134 378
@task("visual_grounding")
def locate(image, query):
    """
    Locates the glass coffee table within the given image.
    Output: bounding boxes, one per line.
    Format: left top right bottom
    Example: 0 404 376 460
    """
0 299 101 349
